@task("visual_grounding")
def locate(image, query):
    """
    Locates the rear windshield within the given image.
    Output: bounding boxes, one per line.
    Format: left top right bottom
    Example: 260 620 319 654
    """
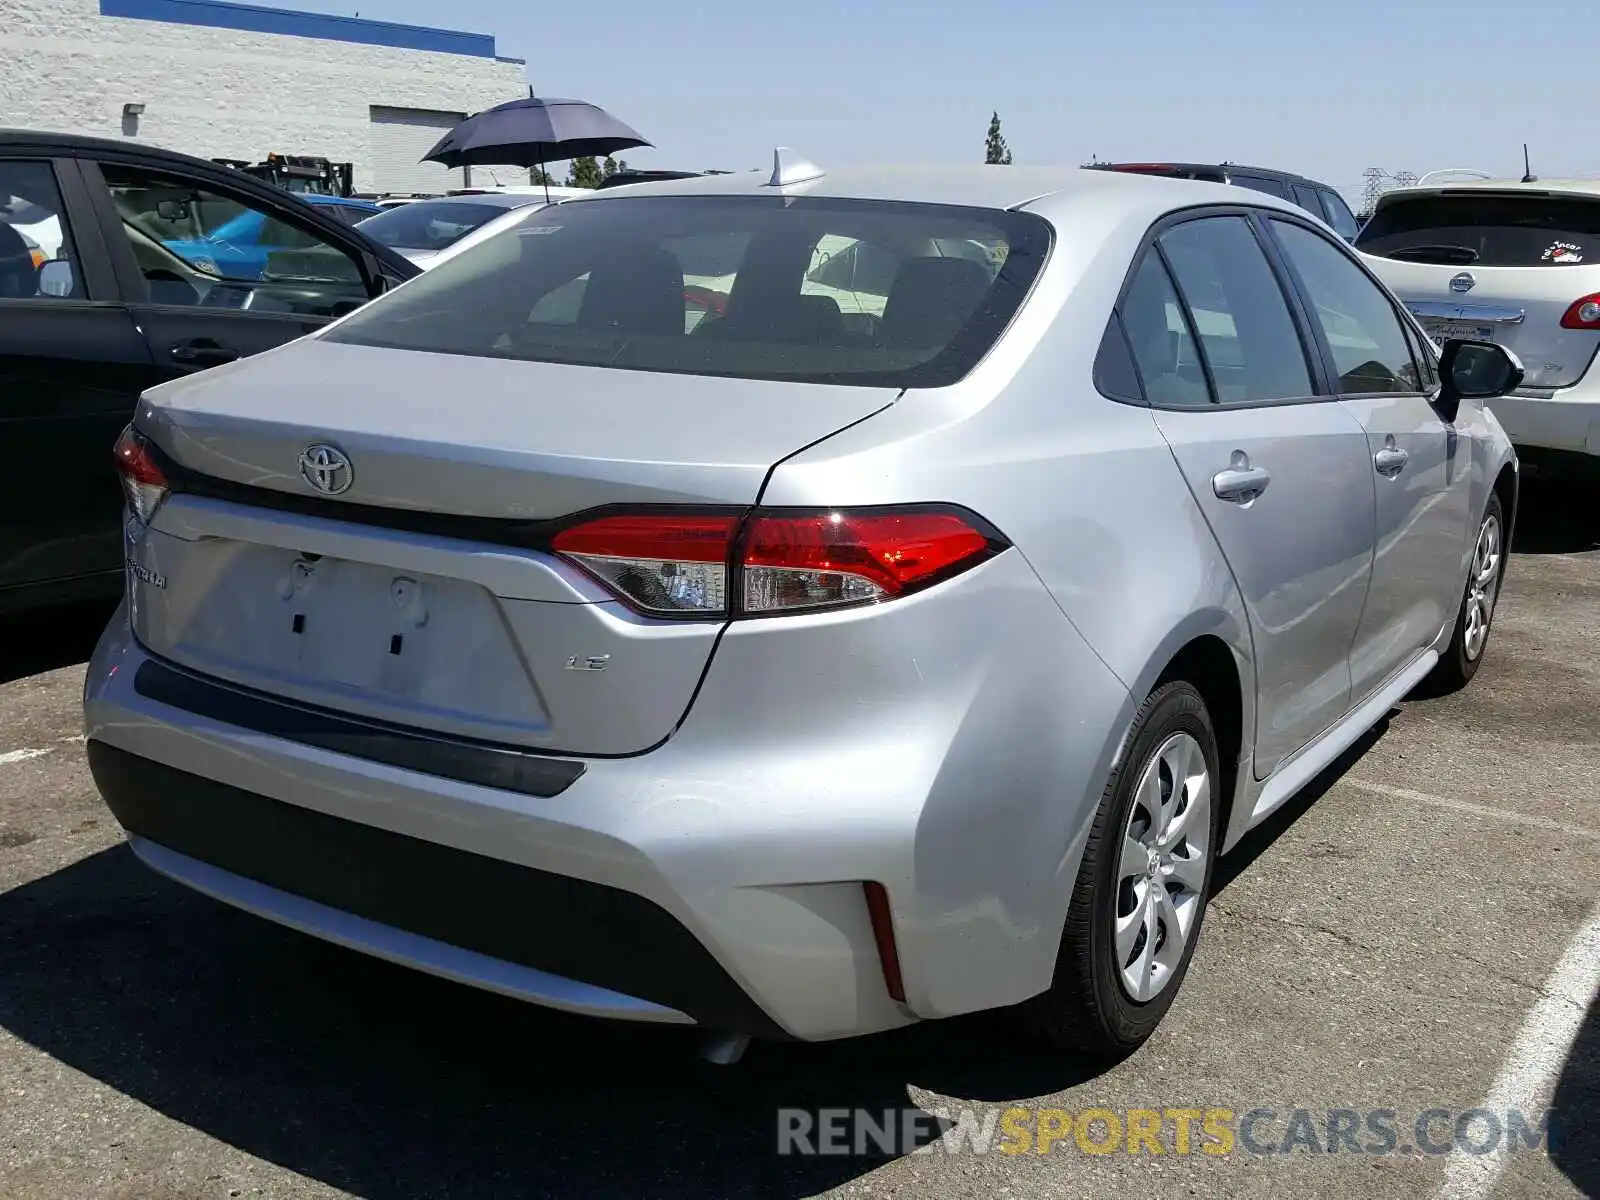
355 201 518 251
324 194 1051 387
1356 192 1600 266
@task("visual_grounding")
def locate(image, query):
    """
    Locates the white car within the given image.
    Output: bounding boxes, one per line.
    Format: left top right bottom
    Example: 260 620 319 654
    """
355 193 552 268
1357 178 1600 464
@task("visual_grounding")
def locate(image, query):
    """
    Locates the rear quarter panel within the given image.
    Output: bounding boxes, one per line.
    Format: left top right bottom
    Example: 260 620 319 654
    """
756 196 1257 1006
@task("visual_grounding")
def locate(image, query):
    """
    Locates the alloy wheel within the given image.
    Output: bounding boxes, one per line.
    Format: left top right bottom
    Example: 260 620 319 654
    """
1114 732 1211 1003
1463 512 1502 662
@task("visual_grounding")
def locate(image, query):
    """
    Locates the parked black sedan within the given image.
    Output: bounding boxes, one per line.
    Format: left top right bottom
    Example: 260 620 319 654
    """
0 130 419 615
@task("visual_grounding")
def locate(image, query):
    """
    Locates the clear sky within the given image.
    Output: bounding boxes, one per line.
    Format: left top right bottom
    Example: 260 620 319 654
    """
298 0 1584 202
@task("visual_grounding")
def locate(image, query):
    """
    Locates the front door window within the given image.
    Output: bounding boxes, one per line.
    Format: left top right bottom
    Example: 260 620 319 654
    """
95 164 370 317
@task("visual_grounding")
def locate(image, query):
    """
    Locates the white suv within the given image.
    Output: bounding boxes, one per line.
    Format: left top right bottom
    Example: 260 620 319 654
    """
1357 179 1600 464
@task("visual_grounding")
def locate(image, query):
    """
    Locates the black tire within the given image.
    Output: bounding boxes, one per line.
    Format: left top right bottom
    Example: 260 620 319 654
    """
1427 491 1507 694
1018 681 1220 1056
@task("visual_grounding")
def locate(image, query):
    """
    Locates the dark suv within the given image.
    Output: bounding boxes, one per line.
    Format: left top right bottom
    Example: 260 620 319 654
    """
1086 161 1362 241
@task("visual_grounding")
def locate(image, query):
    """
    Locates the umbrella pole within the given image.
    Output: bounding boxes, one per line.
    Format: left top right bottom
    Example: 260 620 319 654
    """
540 154 550 203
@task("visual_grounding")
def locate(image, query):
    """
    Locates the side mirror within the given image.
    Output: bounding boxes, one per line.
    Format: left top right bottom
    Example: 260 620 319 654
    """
1434 339 1524 423
38 259 75 297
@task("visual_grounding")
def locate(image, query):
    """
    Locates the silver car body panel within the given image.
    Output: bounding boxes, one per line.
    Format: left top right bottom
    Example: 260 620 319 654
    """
87 165 1518 1039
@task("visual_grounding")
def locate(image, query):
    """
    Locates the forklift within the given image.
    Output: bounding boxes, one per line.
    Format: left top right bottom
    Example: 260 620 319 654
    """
211 153 355 198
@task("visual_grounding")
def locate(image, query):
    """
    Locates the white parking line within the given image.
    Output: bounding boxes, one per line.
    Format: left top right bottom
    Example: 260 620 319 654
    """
0 747 52 766
1436 899 1600 1200
1347 779 1599 841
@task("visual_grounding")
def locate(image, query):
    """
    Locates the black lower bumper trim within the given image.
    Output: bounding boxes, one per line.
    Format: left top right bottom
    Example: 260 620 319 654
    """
133 658 584 799
88 741 786 1039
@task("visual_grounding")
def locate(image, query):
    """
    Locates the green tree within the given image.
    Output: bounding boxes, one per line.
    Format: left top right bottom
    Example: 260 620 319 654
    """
601 155 628 179
566 156 603 188
531 167 556 186
984 112 1013 165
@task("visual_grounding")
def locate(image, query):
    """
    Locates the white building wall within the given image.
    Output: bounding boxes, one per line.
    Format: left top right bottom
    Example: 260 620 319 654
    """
0 0 526 192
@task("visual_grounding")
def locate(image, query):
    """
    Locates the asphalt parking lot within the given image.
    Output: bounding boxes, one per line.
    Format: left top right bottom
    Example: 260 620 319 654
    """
1 470 1596 1200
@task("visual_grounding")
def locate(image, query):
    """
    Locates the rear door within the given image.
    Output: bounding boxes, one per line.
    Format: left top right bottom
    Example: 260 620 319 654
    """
1355 188 1600 391
79 157 392 380
0 154 150 605
1126 212 1376 776
1268 215 1471 701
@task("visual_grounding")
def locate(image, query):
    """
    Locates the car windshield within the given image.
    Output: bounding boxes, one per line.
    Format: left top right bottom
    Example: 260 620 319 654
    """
357 201 520 251
1356 192 1600 266
325 194 1051 387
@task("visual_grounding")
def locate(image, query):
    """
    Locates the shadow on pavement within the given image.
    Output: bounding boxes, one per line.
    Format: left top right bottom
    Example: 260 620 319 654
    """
0 845 1103 1200
1511 469 1600 556
0 599 116 686
1212 722 1387 895
1551 991 1599 1196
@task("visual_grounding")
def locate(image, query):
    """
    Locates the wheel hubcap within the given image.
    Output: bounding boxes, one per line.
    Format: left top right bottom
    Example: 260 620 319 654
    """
1115 732 1211 1003
1463 513 1502 662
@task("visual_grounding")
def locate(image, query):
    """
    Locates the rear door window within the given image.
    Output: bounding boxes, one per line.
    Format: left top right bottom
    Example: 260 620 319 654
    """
0 159 86 300
1228 174 1290 199
1317 189 1362 240
324 195 1052 388
1355 192 1600 266
1158 216 1315 403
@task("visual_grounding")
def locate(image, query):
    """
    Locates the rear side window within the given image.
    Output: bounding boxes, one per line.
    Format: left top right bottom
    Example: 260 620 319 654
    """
1229 174 1289 200
1356 192 1600 266
1157 216 1315 403
325 195 1051 388
1291 184 1323 215
1117 252 1209 408
1317 190 1362 241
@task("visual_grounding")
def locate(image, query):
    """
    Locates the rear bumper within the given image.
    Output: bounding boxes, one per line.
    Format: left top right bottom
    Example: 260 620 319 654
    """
91 741 773 1034
1488 381 1600 456
85 549 1131 1041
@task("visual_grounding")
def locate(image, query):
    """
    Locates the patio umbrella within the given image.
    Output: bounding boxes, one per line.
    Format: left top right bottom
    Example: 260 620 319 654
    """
422 97 651 201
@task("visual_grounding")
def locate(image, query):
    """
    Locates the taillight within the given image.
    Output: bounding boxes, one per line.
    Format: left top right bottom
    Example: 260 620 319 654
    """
113 425 170 525
551 512 740 616
742 510 998 612
551 506 1005 619
1561 293 1600 329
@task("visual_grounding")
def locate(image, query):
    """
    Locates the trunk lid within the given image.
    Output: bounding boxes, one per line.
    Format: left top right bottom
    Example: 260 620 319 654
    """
1356 187 1600 390
129 338 898 756
138 338 897 516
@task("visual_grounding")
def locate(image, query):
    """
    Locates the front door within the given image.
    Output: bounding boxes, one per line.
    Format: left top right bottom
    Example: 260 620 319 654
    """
0 156 150 607
80 159 378 385
1267 217 1473 700
1122 214 1376 777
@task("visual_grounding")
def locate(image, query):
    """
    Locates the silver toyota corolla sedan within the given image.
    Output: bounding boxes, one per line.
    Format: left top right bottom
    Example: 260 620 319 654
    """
86 156 1522 1058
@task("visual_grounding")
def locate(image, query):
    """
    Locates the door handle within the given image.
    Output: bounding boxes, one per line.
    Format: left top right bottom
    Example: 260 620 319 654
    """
170 339 239 367
1212 465 1272 503
1374 446 1410 477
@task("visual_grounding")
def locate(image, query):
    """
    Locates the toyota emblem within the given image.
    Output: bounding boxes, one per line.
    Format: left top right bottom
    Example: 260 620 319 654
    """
299 443 353 495
1449 272 1476 294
